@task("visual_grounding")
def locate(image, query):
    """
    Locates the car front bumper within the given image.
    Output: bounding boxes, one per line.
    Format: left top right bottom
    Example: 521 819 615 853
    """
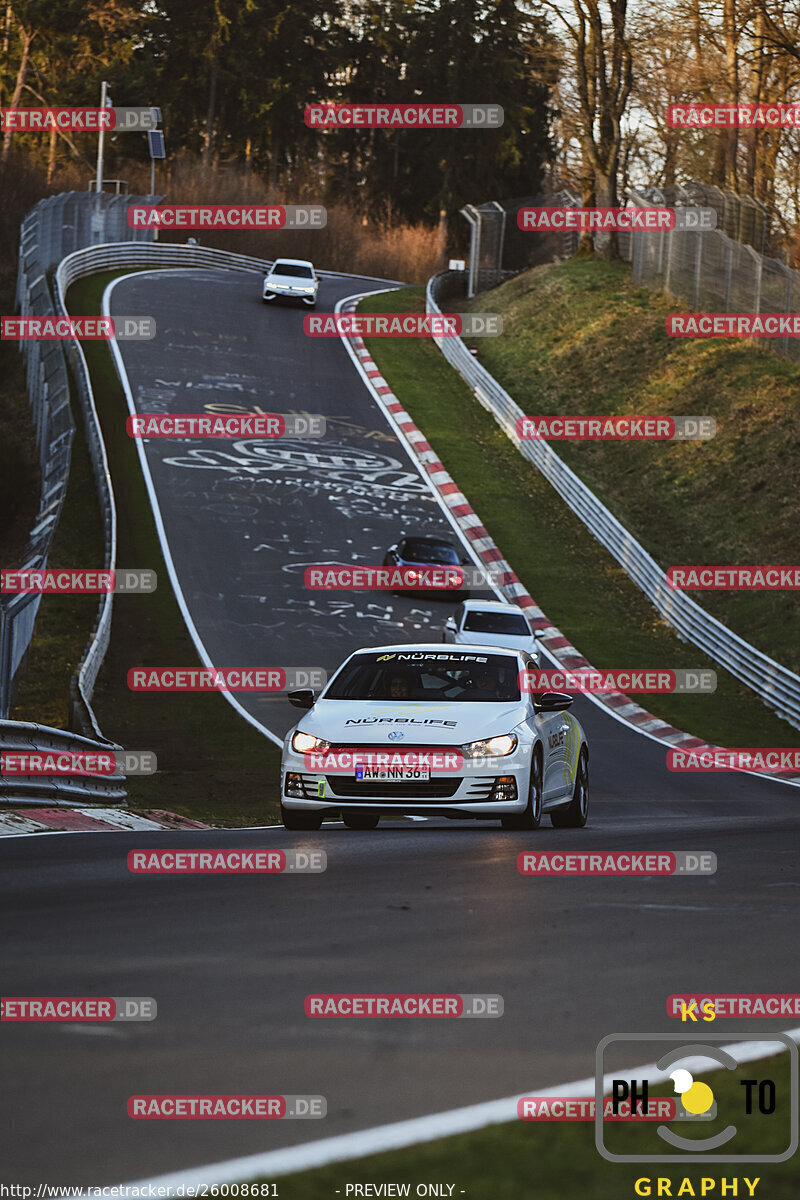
262 284 317 305
280 743 532 815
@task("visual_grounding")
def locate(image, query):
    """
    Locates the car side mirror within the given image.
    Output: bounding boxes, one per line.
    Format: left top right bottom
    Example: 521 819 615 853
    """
288 689 316 710
533 691 573 713
461 556 470 565
534 630 544 639
445 617 457 629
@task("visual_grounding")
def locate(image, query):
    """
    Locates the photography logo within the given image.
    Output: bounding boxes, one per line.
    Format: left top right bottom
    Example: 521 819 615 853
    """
595 1033 798 1162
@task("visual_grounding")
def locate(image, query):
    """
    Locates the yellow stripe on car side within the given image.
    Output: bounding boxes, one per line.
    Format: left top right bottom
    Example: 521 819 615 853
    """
565 714 581 784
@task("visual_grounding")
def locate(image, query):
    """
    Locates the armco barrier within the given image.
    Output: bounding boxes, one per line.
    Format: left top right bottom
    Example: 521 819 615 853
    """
0 720 125 804
53 242 275 729
426 271 800 730
6 192 157 734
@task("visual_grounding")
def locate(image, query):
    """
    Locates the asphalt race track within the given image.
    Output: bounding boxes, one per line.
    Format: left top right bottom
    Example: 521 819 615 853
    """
2 268 799 1184
106 267 472 738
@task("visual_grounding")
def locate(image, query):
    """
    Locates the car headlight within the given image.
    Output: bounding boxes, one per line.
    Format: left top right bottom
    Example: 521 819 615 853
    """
291 731 331 754
462 734 518 758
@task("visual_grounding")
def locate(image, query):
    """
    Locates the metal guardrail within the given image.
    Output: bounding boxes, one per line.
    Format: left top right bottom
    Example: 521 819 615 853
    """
0 720 125 804
427 270 800 730
55 241 398 284
6 192 157 731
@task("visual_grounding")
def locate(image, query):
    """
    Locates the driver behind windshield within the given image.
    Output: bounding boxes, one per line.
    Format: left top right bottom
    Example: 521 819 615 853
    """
388 673 411 699
465 669 499 700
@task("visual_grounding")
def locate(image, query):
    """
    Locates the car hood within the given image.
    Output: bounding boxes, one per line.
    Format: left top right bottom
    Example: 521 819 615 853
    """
267 272 314 286
456 631 536 653
294 700 525 745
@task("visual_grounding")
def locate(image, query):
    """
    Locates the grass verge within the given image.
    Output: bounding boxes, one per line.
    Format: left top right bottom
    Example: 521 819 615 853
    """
0 266 41 571
248 1052 798 1197
358 286 798 748
459 258 800 675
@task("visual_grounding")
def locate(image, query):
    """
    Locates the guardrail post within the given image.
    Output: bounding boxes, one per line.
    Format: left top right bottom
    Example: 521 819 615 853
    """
693 228 703 309
724 239 734 311
0 606 10 718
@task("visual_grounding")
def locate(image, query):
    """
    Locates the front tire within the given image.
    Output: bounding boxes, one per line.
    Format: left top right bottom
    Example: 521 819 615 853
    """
280 803 323 831
501 751 543 830
342 810 380 830
550 749 589 828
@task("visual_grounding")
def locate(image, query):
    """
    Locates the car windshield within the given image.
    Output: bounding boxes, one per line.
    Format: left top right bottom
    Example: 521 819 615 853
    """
462 611 530 637
271 263 314 278
324 652 520 702
399 539 460 565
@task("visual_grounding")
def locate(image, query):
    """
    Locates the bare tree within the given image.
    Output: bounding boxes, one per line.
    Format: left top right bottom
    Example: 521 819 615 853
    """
541 0 633 258
1 10 33 165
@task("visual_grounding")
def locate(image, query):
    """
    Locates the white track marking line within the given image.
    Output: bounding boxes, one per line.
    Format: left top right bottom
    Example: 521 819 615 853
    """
121 1028 800 1188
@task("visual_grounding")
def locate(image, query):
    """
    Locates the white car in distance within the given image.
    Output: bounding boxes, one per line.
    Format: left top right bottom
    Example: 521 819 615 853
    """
444 600 541 662
262 258 319 307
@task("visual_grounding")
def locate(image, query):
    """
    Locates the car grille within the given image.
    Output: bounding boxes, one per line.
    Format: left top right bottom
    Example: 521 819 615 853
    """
286 774 498 804
326 777 461 800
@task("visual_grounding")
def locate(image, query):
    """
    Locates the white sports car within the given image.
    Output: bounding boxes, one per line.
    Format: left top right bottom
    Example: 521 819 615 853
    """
262 258 318 307
280 643 589 831
444 599 541 661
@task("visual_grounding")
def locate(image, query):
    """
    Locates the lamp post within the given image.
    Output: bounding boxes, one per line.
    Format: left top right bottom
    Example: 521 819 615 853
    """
95 81 110 193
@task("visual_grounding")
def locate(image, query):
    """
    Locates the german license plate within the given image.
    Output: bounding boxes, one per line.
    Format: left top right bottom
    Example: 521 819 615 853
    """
354 764 431 781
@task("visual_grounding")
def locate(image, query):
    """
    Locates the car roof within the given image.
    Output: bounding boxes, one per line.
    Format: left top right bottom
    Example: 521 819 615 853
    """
461 600 527 613
269 258 315 268
399 534 457 546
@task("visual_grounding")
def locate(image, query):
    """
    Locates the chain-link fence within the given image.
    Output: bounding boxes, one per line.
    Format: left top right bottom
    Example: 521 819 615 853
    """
460 191 581 296
2 191 156 723
629 188 800 364
460 180 798 362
